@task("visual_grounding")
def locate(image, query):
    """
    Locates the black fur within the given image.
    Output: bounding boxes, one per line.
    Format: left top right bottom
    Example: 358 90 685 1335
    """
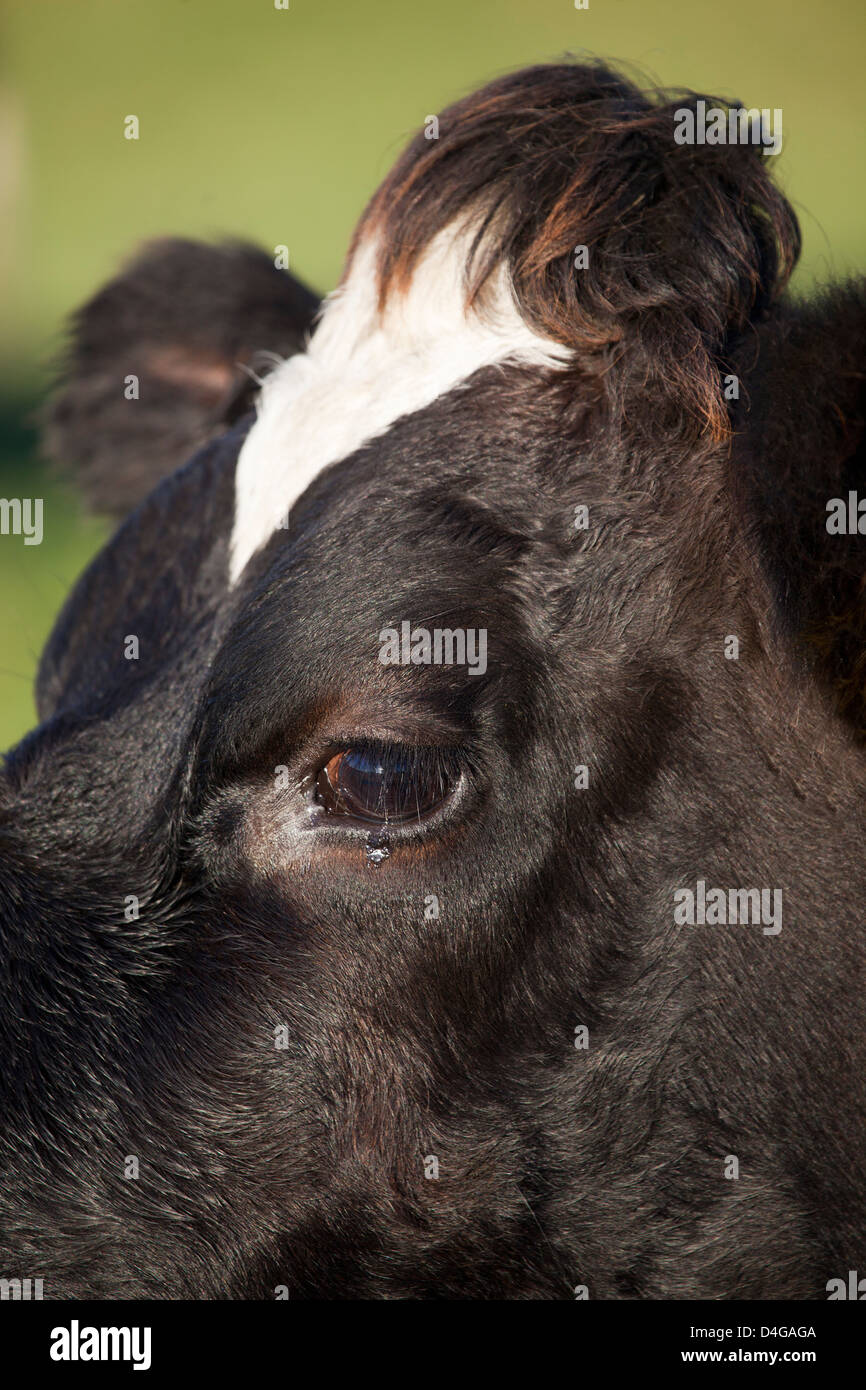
1 61 864 1299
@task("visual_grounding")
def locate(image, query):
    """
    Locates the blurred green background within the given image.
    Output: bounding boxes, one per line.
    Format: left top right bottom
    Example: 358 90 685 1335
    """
0 0 863 748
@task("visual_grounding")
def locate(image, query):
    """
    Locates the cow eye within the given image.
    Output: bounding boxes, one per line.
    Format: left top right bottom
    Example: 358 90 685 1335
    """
314 743 459 824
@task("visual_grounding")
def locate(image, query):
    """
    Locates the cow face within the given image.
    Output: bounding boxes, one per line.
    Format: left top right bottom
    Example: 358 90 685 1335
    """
1 62 864 1300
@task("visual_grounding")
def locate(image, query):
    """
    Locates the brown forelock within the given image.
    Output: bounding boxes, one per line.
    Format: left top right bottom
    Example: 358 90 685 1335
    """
354 61 801 442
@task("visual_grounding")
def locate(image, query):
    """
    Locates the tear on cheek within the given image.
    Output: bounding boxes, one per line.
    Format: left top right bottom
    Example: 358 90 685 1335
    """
364 830 391 868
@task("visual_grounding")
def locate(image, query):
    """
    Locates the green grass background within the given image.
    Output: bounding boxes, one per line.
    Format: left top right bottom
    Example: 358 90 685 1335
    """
0 0 863 748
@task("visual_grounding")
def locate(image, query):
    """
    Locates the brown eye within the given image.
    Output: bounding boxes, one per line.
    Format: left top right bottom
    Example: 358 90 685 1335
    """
315 744 457 824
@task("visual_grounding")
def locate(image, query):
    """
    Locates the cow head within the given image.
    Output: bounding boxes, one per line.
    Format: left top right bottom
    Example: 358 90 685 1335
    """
1 61 864 1299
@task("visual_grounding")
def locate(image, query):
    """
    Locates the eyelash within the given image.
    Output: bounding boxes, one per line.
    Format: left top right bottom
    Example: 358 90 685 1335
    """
310 740 463 828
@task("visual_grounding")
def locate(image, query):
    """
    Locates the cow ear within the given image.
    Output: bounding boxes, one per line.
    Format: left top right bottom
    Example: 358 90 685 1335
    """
736 283 866 738
41 238 320 517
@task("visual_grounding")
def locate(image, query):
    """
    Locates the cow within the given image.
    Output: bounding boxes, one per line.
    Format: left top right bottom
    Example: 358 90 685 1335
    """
0 60 864 1300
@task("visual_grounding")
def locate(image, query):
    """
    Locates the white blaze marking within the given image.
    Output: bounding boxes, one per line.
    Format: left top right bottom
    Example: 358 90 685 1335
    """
229 224 569 583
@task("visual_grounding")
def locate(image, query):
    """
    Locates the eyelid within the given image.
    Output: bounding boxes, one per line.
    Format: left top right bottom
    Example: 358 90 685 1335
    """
296 727 468 780
327 739 464 776
320 726 465 753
